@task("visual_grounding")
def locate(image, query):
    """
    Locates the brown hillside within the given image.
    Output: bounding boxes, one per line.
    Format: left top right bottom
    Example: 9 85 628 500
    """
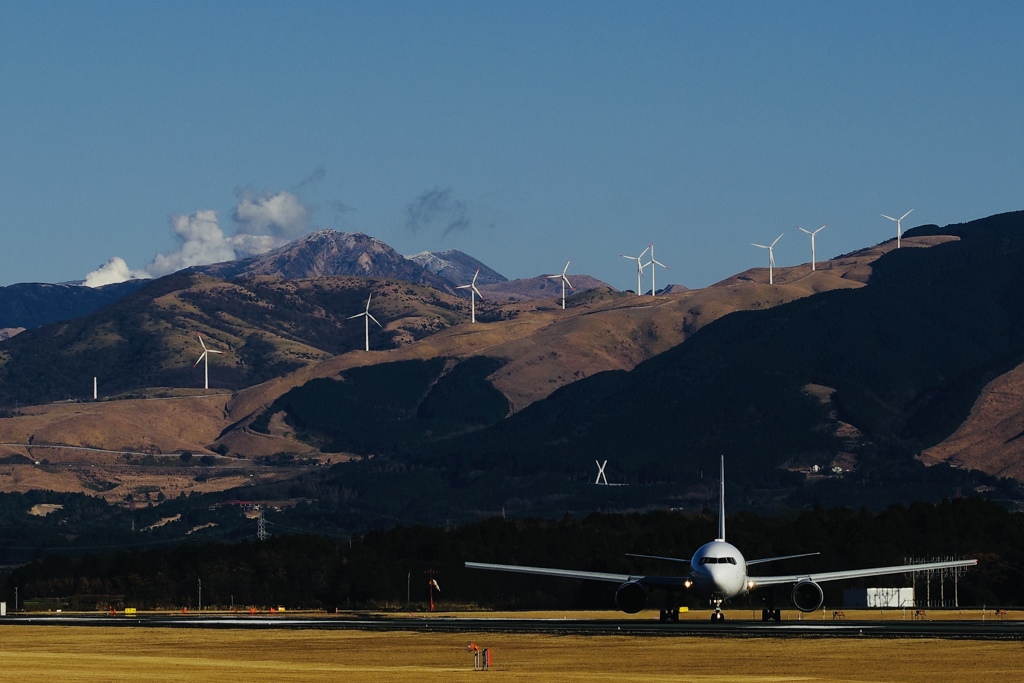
0 236 967 501
920 362 1024 481
0 395 313 503
216 247 889 453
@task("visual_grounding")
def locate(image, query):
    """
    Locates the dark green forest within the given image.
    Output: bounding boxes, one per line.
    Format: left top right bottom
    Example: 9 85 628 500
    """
2 497 1018 611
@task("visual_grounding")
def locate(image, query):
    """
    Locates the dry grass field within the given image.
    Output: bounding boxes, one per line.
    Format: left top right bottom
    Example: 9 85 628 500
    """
0 622 1020 683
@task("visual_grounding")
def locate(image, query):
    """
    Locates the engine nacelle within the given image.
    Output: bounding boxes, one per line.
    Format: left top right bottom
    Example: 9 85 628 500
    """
790 580 824 612
614 580 648 614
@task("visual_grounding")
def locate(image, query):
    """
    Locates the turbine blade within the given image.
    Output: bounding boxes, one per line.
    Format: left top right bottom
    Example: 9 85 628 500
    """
771 233 783 247
752 243 767 249
194 352 206 367
797 226 811 234
563 275 574 290
881 214 896 221
900 209 913 220
348 312 364 320
197 333 208 351
472 285 483 299
368 313 381 327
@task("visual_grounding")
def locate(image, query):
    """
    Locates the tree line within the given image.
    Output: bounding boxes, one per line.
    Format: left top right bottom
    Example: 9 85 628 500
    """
3 497 1020 612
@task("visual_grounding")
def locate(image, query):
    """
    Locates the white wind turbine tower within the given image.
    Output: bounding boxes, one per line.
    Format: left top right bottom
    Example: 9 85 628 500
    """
194 333 223 390
797 224 828 271
752 233 784 285
348 292 382 351
881 209 913 249
620 244 650 295
645 242 668 296
547 259 574 309
457 269 484 323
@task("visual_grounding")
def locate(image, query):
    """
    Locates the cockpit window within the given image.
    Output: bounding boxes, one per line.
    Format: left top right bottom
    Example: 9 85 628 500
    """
699 557 737 565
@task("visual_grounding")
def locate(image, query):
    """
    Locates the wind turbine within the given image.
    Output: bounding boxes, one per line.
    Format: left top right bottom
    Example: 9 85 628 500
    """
457 269 484 323
620 244 650 295
348 292 382 351
881 209 913 249
547 259 574 309
645 242 668 296
796 224 828 271
194 333 223 390
752 233 784 285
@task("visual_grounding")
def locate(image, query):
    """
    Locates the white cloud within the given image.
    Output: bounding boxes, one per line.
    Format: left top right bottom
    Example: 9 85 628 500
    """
146 210 238 277
233 190 309 239
83 189 317 285
83 257 151 288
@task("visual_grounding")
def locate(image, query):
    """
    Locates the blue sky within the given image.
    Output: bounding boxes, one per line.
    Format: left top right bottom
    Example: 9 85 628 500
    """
1 1 1021 290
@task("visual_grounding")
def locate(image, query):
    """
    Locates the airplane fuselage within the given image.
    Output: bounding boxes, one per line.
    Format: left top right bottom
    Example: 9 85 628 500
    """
689 539 748 604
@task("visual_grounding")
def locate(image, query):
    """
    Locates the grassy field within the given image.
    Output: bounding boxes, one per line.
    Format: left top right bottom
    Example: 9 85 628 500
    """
0 621 1021 682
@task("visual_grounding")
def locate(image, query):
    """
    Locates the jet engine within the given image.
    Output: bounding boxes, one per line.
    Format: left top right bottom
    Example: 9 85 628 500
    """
614 580 648 614
790 580 824 612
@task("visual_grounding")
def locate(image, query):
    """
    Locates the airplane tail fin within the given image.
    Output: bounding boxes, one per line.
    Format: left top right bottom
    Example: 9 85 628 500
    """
717 455 726 542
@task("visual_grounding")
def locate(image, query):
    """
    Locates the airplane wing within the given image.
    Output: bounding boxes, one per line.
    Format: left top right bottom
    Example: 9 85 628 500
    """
625 553 689 565
466 561 634 583
465 562 690 592
746 552 820 566
749 558 977 588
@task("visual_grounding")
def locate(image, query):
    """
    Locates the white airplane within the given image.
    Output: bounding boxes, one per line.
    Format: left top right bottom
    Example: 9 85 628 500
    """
467 457 977 622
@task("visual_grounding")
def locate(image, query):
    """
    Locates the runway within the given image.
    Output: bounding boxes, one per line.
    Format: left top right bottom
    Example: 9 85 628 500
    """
6 613 1024 640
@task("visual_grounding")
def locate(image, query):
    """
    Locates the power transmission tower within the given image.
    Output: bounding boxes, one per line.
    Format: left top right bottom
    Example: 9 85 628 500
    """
257 505 268 541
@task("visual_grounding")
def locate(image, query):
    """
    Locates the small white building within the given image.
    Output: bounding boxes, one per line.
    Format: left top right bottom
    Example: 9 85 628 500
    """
843 587 915 608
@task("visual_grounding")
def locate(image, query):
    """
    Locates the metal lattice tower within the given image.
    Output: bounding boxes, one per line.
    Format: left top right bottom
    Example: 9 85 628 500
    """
257 505 268 541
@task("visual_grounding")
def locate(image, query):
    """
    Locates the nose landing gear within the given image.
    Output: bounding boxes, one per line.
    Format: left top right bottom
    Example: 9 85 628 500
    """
710 598 725 622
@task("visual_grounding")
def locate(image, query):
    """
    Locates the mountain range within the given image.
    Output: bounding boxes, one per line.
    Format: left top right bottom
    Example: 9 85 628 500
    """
0 214 1023 531
0 231 615 337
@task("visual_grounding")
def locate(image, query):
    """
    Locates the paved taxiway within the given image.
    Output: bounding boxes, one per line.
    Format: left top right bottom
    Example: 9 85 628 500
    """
6 614 1023 640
